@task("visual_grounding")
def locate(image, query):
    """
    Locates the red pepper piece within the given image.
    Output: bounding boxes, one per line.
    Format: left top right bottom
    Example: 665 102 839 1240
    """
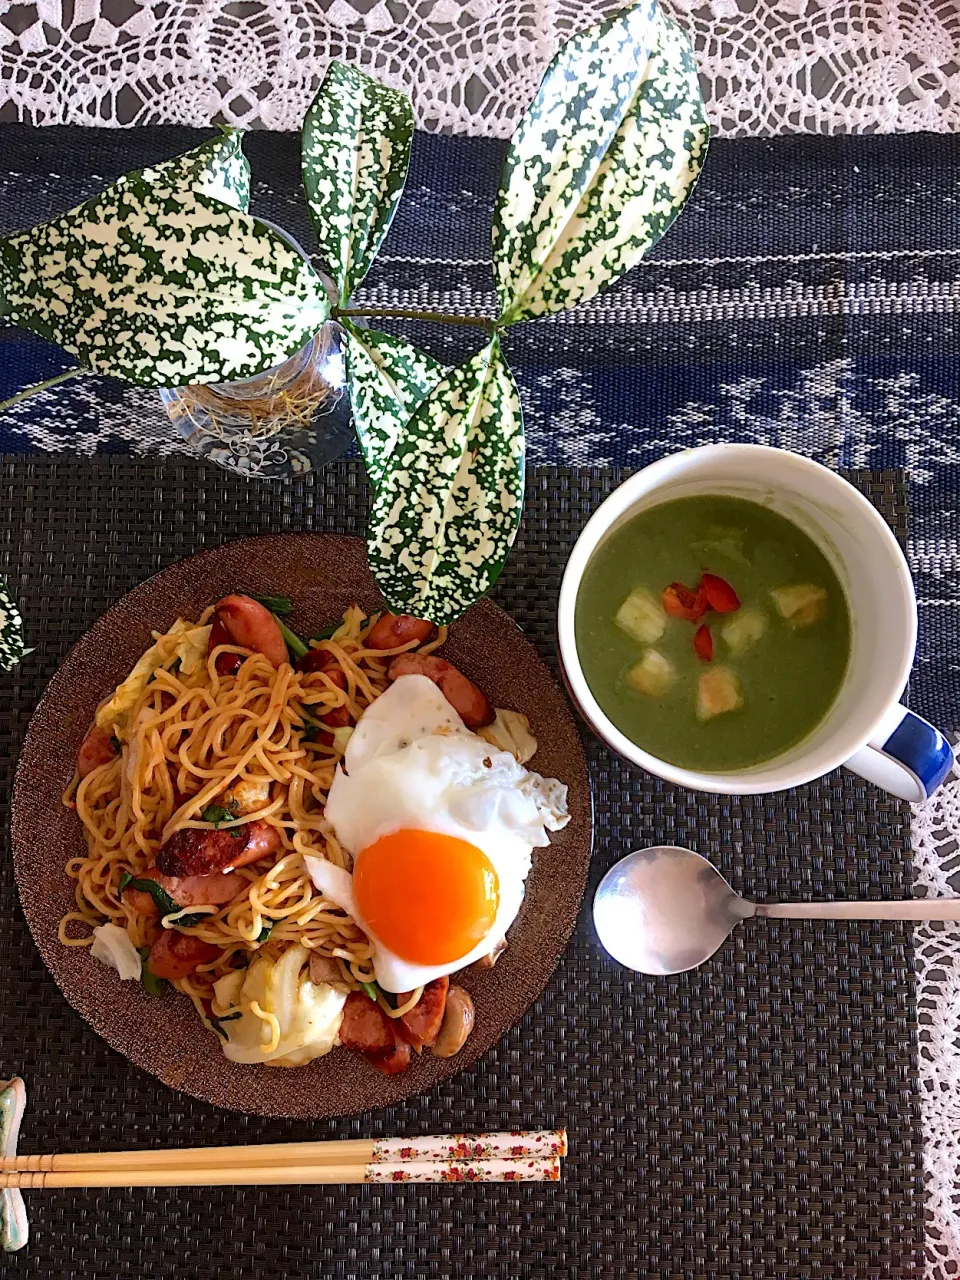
700 573 740 613
662 582 708 623
693 625 714 662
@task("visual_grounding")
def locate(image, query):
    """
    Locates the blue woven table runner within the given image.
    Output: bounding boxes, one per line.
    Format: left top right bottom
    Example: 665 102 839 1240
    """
1 125 958 725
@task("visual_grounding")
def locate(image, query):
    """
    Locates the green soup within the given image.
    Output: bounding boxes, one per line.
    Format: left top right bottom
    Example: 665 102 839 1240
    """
574 495 851 771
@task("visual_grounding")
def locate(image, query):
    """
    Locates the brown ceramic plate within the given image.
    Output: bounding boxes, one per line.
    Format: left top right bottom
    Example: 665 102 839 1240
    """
12 534 592 1119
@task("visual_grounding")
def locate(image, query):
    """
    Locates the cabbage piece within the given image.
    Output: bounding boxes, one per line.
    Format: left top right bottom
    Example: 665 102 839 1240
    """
211 944 345 1067
95 620 212 738
477 708 538 764
90 923 142 981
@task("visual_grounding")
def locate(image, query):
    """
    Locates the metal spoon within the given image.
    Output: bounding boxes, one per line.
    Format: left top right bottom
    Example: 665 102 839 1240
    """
593 845 960 976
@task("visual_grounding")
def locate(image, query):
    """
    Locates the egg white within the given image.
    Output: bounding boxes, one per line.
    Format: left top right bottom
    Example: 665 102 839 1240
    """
303 675 568 993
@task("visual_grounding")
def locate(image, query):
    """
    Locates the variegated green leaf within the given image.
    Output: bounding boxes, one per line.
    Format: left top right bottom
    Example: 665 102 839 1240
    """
493 2 709 324
0 179 330 388
367 337 524 626
139 128 251 212
342 320 444 493
302 62 414 303
0 132 250 328
0 578 28 673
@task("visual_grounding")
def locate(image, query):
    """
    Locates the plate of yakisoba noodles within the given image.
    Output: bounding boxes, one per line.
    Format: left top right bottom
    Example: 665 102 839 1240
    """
12 534 591 1118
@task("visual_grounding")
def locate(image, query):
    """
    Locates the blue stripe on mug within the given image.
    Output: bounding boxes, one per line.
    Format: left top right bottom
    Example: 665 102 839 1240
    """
883 712 955 801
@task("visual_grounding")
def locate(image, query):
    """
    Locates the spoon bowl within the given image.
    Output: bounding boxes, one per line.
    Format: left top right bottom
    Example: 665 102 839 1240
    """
593 845 960 975
592 846 754 975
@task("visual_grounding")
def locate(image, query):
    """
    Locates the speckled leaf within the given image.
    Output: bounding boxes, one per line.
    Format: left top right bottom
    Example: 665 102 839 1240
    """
493 2 709 324
368 337 525 625
140 128 251 212
0 178 330 388
0 132 250 327
302 62 414 303
342 320 444 493
0 578 28 673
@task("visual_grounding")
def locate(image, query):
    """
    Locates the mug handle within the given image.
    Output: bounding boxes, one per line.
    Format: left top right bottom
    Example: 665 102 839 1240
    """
844 705 955 803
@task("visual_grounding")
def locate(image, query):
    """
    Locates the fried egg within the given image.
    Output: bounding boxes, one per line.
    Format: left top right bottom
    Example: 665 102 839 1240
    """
304 675 569 993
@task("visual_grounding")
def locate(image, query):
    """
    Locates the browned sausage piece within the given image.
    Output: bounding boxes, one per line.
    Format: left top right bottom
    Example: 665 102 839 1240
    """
366 613 437 651
123 865 241 922
396 976 449 1047
157 819 280 878
367 1039 413 1075
157 827 246 878
299 663 352 729
339 991 414 1074
147 931 221 981
225 821 282 871
77 725 119 778
388 653 494 728
210 595 288 670
209 613 242 676
296 648 329 675
339 991 395 1054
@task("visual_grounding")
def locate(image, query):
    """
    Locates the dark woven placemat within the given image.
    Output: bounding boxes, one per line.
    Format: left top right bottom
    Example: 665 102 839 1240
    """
0 457 920 1279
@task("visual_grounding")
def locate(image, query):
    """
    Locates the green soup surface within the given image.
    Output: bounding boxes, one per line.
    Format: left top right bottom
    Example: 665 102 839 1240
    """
574 495 851 771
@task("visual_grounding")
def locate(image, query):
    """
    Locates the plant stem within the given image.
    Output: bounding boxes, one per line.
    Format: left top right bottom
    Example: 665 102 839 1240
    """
334 306 497 333
0 366 89 414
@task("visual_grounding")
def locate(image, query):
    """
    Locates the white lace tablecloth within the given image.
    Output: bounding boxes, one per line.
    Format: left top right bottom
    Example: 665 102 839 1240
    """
1 0 959 135
4 0 960 1272
913 777 960 1277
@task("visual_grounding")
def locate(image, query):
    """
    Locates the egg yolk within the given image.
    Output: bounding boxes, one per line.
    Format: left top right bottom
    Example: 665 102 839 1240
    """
353 829 500 965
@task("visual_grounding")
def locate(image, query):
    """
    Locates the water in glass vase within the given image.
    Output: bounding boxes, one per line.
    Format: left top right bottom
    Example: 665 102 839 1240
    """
159 323 353 479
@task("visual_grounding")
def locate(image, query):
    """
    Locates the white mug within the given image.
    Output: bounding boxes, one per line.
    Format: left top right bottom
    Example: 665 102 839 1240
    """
557 444 954 802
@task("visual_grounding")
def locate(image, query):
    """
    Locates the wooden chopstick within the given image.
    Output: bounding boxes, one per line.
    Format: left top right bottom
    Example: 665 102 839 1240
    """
0 1129 566 1173
0 1157 561 1188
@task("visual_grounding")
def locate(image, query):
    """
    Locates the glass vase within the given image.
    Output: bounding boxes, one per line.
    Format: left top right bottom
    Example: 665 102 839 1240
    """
159 321 353 480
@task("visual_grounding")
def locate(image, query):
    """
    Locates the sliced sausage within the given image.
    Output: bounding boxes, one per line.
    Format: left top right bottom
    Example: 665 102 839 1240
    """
366 613 437 651
123 868 164 922
367 1040 413 1075
299 661 351 729
147 931 221 981
339 991 395 1054
123 865 241 922
156 820 280 878
210 595 288 670
388 653 494 729
171 871 242 905
430 985 475 1058
297 647 329 675
157 827 246 878
397 976 448 1048
338 991 413 1074
209 612 242 676
227 820 281 870
77 724 118 777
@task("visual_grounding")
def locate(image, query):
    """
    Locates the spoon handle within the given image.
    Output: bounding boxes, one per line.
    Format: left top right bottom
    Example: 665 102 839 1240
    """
757 899 960 921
